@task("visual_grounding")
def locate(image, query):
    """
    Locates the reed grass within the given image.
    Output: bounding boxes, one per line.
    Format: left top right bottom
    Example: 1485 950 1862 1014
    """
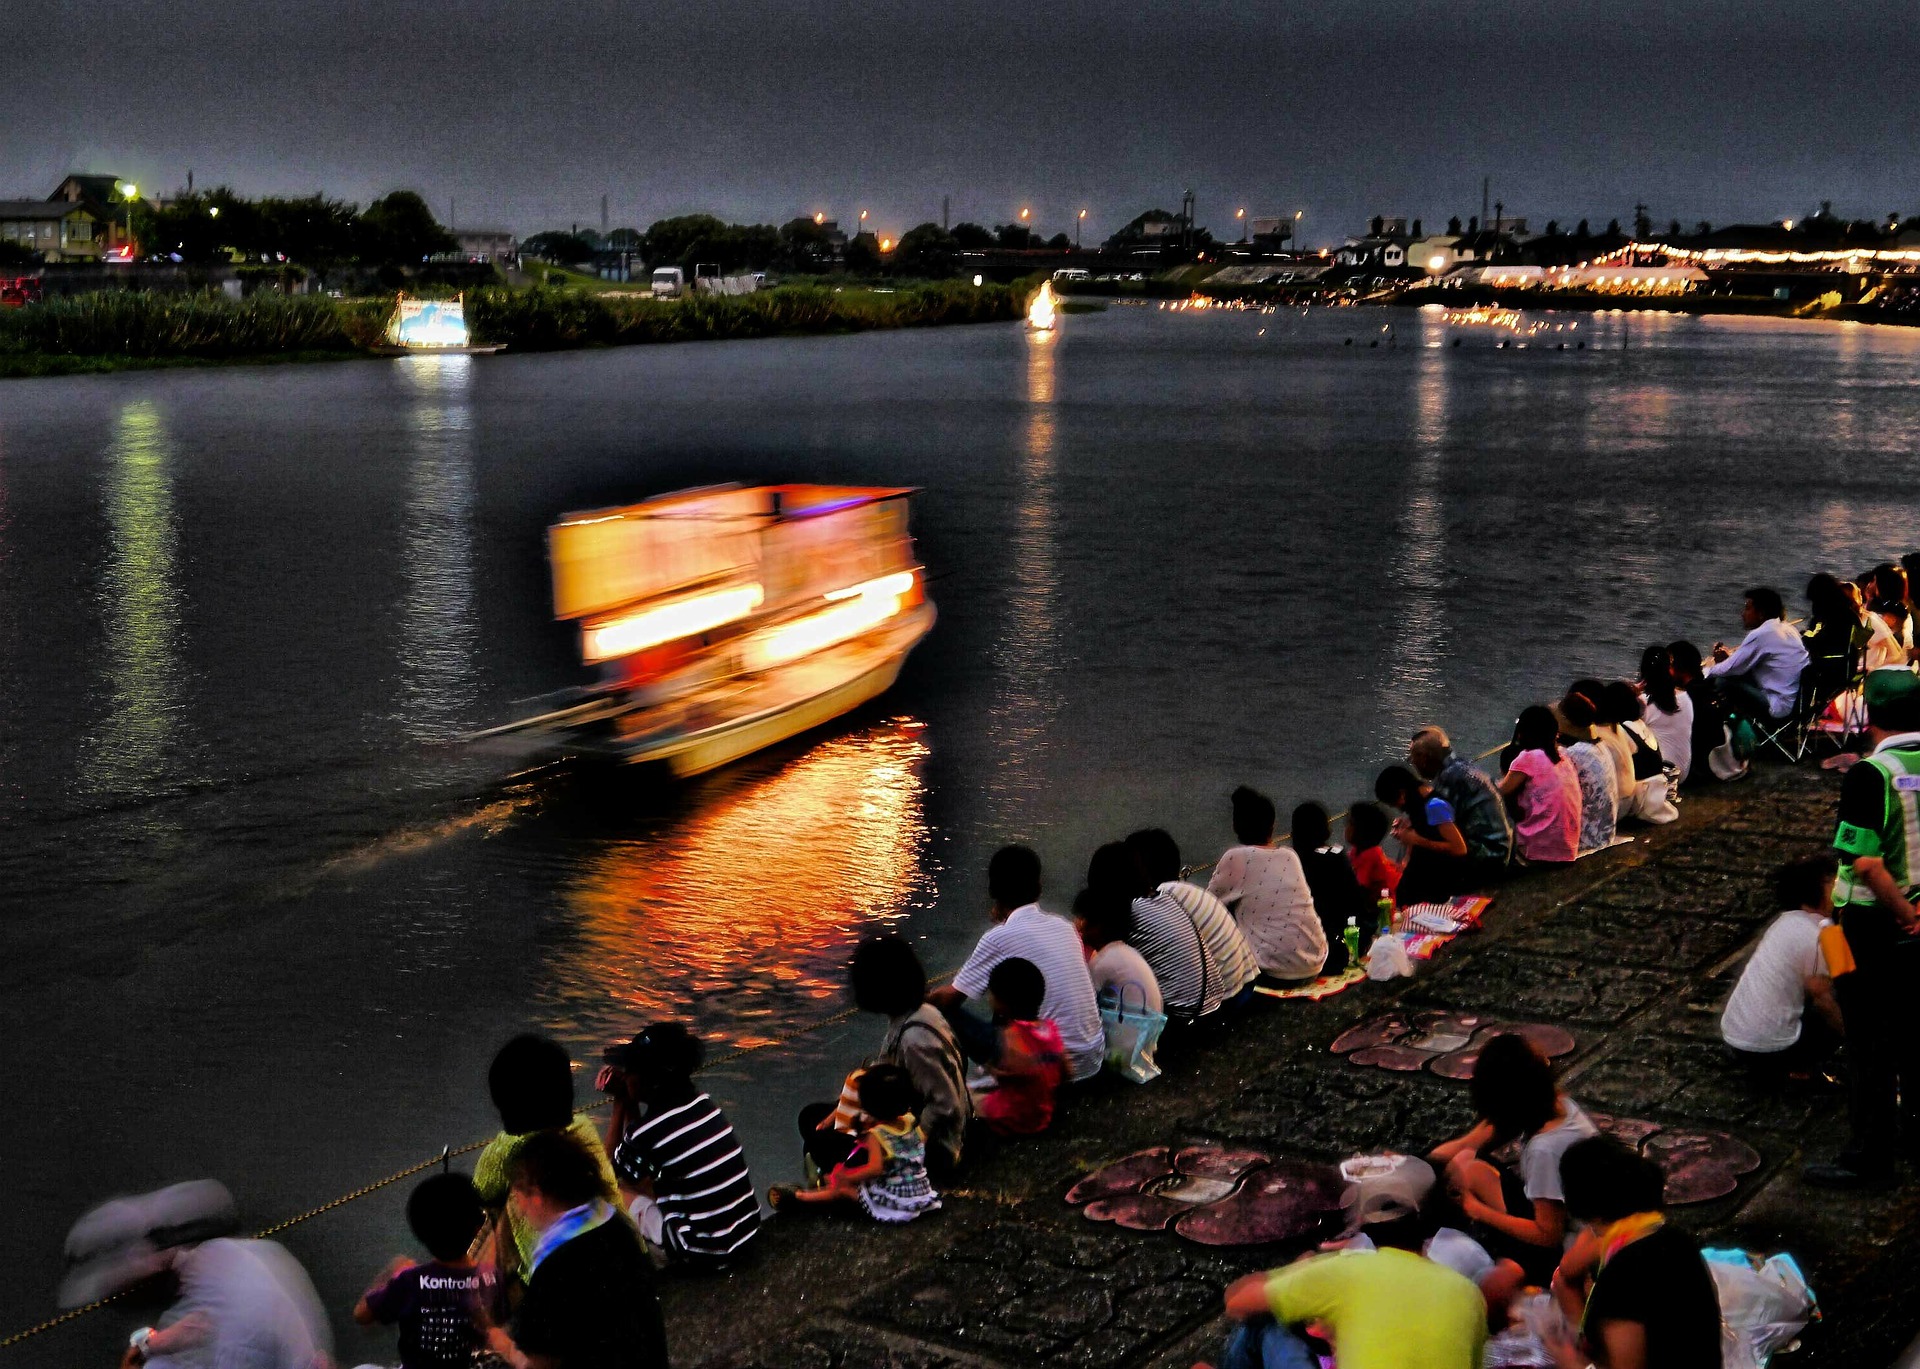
0 277 1032 376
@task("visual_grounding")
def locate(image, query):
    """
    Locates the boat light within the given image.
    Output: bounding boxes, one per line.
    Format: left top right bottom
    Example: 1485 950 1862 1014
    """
747 572 913 670
824 570 915 602
582 583 765 662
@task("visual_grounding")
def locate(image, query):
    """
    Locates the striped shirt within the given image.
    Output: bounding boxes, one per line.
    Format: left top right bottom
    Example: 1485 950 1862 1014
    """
1157 880 1259 999
613 1091 760 1262
1129 892 1223 1018
952 904 1105 1080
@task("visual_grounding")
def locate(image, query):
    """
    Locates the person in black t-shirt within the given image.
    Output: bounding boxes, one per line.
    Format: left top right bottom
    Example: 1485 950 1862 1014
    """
355 1171 495 1369
488 1129 670 1369
1289 802 1372 973
1545 1136 1721 1369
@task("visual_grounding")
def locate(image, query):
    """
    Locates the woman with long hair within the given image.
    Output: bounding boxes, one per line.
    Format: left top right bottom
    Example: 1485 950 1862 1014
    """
1638 644 1694 785
1495 706 1582 864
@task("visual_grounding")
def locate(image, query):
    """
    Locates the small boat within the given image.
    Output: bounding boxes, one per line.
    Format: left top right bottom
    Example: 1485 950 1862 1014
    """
477 484 935 776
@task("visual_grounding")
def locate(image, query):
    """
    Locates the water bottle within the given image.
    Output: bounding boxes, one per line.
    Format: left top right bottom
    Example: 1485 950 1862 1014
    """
1376 894 1396 936
1342 916 1361 964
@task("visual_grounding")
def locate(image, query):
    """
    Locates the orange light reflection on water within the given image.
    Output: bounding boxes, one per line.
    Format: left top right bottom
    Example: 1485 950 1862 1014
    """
561 717 934 1048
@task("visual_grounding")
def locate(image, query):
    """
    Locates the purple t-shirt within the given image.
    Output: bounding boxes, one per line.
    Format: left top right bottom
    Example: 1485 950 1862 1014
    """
364 1260 493 1369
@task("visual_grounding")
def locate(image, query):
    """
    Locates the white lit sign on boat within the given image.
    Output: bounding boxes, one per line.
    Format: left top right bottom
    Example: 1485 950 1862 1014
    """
582 583 765 662
746 572 913 670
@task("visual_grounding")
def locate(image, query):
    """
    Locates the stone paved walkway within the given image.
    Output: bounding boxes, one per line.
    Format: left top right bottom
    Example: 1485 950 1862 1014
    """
662 763 1920 1368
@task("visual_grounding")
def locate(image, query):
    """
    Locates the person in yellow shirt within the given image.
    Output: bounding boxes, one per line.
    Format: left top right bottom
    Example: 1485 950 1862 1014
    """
1202 1233 1487 1369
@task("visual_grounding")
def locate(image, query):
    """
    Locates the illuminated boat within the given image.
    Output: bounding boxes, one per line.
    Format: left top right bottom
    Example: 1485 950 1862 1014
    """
484 484 935 776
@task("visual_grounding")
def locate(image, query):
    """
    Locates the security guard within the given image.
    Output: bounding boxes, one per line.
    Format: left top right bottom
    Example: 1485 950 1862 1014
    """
1805 669 1920 1188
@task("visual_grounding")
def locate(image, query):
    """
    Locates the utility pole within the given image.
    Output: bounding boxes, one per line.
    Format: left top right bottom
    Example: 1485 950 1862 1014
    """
942 195 950 231
601 195 609 234
187 169 194 194
450 196 456 231
1481 178 1490 234
1494 200 1503 233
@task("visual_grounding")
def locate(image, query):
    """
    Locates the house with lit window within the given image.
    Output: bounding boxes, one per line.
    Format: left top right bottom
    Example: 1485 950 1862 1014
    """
0 200 107 262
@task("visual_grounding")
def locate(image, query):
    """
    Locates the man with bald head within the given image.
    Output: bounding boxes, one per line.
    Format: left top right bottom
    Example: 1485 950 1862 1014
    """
1409 726 1512 886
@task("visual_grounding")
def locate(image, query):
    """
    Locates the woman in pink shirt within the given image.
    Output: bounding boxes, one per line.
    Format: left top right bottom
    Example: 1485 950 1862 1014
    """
1496 705 1582 864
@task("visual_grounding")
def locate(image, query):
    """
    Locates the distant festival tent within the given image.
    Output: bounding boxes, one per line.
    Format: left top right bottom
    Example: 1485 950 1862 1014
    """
385 294 471 349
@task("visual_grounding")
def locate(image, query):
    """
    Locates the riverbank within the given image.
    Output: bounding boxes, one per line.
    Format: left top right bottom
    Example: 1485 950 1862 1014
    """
0 279 1033 378
651 761 1918 1369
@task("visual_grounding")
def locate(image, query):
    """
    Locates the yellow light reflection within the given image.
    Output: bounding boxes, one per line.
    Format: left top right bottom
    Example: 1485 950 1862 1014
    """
1377 344 1449 750
398 354 479 740
584 583 765 663
561 718 932 1046
87 400 185 795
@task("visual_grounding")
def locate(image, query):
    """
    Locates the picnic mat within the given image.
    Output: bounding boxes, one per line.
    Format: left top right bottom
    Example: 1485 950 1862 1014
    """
1397 894 1493 960
1254 966 1368 1001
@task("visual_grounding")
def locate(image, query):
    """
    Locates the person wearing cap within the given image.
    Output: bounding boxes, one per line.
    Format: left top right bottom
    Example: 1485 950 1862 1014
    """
1806 669 1920 1188
1704 585 1809 723
598 1021 761 1267
1409 726 1513 877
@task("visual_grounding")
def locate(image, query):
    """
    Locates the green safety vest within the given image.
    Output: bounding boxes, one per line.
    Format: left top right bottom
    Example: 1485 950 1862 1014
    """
1834 743 1920 908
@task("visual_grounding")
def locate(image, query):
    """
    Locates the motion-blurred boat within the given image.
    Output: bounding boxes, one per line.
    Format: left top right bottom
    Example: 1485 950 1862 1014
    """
476 484 935 776
375 294 504 355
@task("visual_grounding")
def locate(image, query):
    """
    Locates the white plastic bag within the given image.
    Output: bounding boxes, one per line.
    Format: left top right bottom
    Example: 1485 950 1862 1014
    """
1703 1248 1816 1369
1367 934 1414 980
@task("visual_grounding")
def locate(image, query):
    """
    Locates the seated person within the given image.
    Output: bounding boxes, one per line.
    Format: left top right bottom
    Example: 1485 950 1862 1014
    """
600 1021 760 1268
1374 765 1472 907
473 1035 620 1289
1556 692 1619 856
970 957 1069 1137
1496 706 1583 864
1125 828 1261 1008
1200 1228 1486 1369
1410 725 1514 875
1668 641 1727 788
1637 646 1695 786
488 1129 669 1369
929 845 1105 1082
354 1172 494 1369
1429 1033 1598 1317
1087 841 1222 1023
1703 585 1809 722
1290 802 1373 974
773 1064 941 1223
1208 786 1329 984
1720 856 1843 1080
1073 886 1163 1015
1545 1137 1722 1369
830 934 970 1179
1595 681 1676 824
1345 801 1402 902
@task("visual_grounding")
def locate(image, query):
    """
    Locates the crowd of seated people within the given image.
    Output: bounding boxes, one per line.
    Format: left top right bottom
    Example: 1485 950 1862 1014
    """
319 563 1920 1369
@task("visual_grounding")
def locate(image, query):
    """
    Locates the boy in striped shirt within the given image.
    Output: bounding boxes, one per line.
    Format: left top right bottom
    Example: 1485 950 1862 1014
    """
599 1021 761 1270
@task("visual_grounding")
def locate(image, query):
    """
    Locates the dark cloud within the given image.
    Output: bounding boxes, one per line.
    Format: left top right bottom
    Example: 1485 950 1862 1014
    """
5 0 1916 241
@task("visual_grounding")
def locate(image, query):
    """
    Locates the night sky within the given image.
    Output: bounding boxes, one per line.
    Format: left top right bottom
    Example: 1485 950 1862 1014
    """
5 0 1916 244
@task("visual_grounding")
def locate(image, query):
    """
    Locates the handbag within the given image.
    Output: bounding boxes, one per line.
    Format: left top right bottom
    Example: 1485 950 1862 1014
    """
1624 721 1664 781
1100 983 1168 1083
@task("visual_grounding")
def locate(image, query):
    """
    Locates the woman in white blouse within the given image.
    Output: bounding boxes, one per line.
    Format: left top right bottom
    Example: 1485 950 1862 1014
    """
1206 786 1328 983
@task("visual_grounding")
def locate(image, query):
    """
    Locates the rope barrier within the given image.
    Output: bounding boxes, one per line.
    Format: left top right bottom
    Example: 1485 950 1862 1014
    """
2 737 1519 1351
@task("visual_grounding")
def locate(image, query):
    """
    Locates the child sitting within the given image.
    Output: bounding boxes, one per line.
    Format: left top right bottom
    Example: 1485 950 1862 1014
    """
1345 801 1402 904
773 1064 941 1223
972 957 1069 1136
352 1172 494 1369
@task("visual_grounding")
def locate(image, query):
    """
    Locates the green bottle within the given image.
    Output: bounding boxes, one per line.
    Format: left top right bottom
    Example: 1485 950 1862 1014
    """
1342 916 1361 964
1376 895 1396 936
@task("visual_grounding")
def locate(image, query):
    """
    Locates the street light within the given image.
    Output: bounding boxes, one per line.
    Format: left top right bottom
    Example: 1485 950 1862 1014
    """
1077 208 1087 249
1236 207 1246 243
1294 209 1304 251
860 209 869 236
814 211 825 226
117 181 138 254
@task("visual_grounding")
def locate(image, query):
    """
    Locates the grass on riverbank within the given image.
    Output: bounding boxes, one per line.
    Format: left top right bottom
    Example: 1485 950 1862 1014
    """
0 278 1035 377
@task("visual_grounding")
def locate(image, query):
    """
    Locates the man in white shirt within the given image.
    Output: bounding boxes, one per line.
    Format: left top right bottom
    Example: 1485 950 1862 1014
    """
929 845 1105 1080
1721 856 1843 1079
1705 585 1809 722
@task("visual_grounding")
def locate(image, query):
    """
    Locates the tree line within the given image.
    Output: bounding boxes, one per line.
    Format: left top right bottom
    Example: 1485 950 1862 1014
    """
130 189 458 271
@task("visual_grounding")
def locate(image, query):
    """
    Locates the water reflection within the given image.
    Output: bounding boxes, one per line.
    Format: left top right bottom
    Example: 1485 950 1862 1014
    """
1376 337 1450 752
982 333 1063 827
85 400 186 797
559 718 932 1047
396 355 479 740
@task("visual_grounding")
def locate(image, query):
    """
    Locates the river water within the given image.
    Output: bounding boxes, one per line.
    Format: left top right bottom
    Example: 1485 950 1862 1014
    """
3 304 1919 1360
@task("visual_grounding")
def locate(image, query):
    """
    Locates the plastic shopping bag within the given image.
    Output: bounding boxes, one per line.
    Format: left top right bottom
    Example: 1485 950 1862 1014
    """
1702 1248 1817 1369
1100 985 1167 1083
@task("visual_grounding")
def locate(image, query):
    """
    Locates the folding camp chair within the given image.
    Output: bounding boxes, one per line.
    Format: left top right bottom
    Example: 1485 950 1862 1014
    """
1758 643 1865 763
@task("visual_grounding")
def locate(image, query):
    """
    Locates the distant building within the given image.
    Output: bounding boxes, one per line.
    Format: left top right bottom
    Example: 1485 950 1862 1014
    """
0 199 108 262
49 174 125 209
455 229 518 266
